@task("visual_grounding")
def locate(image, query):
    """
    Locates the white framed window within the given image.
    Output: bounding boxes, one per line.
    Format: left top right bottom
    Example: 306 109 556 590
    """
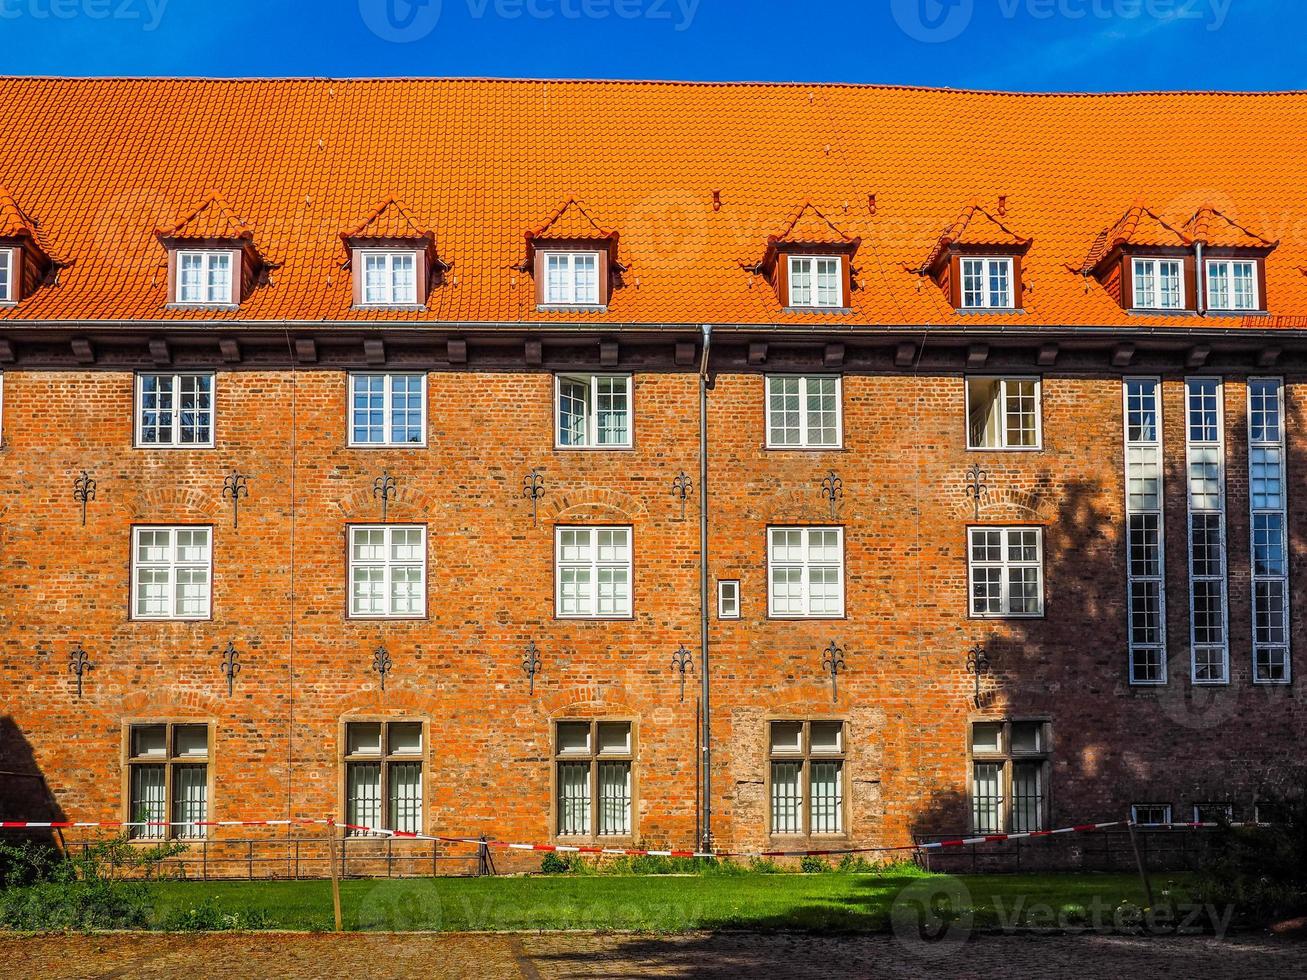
769 720 845 835
1124 378 1167 685
765 375 841 448
767 527 844 618
135 373 215 448
556 374 633 448
717 580 740 619
1131 804 1172 827
1206 259 1259 312
0 247 13 302
360 250 418 306
132 526 212 620
126 722 210 840
968 527 1043 618
555 526 633 618
960 257 1014 310
348 373 427 447
555 720 634 838
1248 378 1290 684
176 250 233 305
543 251 600 306
343 720 424 836
966 377 1040 450
1186 378 1229 685
787 255 842 308
348 525 427 619
1132 257 1185 310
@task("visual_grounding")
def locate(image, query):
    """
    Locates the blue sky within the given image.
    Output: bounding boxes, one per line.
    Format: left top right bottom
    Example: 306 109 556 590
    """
0 0 1298 91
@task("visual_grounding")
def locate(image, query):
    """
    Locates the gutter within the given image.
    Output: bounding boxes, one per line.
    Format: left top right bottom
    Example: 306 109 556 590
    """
699 322 713 853
1195 241 1206 316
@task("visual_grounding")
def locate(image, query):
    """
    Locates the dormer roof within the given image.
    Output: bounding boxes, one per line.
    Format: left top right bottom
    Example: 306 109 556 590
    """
0 186 63 266
340 196 436 246
155 191 255 243
524 197 620 267
756 201 859 274
1182 206 1278 251
1080 202 1190 273
920 201 1030 275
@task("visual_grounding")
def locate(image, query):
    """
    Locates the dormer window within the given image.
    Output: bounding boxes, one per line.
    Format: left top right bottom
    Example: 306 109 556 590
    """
361 250 418 306
176 250 234 306
544 251 600 306
787 256 841 308
1206 259 1258 312
1131 257 1184 311
0 247 12 303
960 257 1014 310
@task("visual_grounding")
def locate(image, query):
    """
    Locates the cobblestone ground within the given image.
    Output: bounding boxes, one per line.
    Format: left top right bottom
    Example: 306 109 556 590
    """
4 932 1307 979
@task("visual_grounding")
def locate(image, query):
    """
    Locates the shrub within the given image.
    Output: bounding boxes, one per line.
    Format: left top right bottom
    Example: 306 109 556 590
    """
159 898 272 932
800 856 830 874
748 858 784 874
539 852 570 874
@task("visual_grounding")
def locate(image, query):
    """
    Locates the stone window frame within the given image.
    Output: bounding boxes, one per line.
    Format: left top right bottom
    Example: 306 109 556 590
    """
968 718 1051 835
551 718 638 842
121 719 214 841
765 718 849 838
339 718 427 837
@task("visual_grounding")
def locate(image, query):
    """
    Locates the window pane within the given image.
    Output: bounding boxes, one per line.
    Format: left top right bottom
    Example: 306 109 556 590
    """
769 721 803 754
770 761 802 833
174 725 208 758
132 725 167 759
172 764 208 839
388 722 422 756
971 722 1002 753
389 761 422 834
129 764 166 840
789 258 812 307
597 761 631 836
347 722 383 756
597 722 631 755
1003 379 1037 447
972 763 1002 834
810 721 842 754
810 761 842 833
558 377 590 446
967 378 1001 448
557 762 591 835
556 721 590 755
1012 762 1044 832
346 762 382 834
1011 722 1043 753
767 377 801 446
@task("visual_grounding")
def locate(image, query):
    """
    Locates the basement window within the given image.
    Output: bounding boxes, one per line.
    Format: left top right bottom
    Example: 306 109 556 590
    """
1131 804 1172 827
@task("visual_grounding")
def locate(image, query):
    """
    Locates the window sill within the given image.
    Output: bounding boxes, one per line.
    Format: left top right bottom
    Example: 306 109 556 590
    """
555 615 636 622
537 304 608 313
350 304 428 312
781 306 853 315
968 613 1045 621
553 444 636 452
767 614 848 622
1205 309 1267 317
1252 679 1293 687
347 615 429 622
133 443 217 451
1127 308 1197 316
166 303 240 312
956 307 1025 315
131 615 213 623
346 443 429 450
965 445 1043 453
763 445 845 452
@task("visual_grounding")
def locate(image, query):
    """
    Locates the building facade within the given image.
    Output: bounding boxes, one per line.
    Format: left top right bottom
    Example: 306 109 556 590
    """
1 78 1306 863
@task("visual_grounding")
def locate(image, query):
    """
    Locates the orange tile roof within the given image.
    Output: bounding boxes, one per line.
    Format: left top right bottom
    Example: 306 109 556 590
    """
1079 202 1191 273
0 184 62 264
340 196 435 245
920 200 1029 273
156 191 254 241
0 77 1304 328
1183 205 1278 249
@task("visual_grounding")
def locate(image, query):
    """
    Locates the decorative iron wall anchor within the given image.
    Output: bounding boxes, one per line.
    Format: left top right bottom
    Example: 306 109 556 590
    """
67 643 93 698
670 645 693 702
671 471 693 521
222 471 249 529
372 644 392 691
966 645 991 707
821 471 843 519
373 471 397 522
522 641 542 695
965 464 989 520
72 471 96 526
821 640 846 704
522 469 546 525
220 641 242 697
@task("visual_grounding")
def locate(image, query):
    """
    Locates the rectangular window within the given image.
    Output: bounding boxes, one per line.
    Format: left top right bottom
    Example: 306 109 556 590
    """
0 248 12 302
1248 379 1290 684
554 720 634 838
1186 379 1229 684
968 527 1043 618
1206 259 1259 312
1124 378 1167 685
176 250 233 305
132 526 212 620
768 720 845 835
717 579 740 619
960 257 1014 310
1132 257 1185 310
767 527 845 618
966 377 1040 449
1131 804 1173 827
1193 803 1233 824
543 252 600 306
787 256 842 308
361 251 418 306
969 720 1049 834
343 720 424 835
765 375 842 448
348 373 427 446
556 526 633 618
348 525 427 619
555 374 633 448
125 722 210 840
136 373 215 448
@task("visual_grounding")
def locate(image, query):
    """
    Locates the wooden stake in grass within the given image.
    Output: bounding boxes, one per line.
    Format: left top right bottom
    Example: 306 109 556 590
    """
328 817 343 932
1126 818 1155 910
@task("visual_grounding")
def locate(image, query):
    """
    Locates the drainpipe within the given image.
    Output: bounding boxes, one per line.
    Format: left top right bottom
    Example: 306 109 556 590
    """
1195 241 1206 315
699 322 713 853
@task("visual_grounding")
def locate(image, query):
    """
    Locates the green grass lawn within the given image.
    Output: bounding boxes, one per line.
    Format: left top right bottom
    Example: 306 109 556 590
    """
144 872 1176 932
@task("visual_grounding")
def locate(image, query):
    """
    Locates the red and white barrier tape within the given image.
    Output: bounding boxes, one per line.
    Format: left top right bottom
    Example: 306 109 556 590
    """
0 817 1165 860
